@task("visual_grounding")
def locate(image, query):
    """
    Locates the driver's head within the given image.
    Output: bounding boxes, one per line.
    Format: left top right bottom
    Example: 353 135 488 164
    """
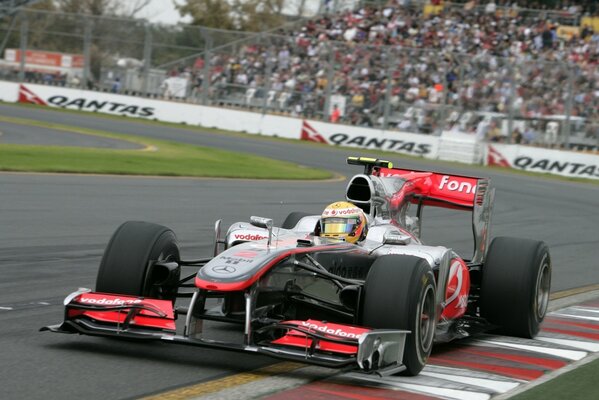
319 201 367 244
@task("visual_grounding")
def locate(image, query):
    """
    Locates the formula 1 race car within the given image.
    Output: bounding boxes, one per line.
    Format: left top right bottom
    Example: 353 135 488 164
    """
42 156 552 376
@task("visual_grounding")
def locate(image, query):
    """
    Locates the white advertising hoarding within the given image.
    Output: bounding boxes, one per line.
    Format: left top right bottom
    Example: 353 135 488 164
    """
0 81 18 102
299 120 440 159
487 143 599 180
7 82 440 159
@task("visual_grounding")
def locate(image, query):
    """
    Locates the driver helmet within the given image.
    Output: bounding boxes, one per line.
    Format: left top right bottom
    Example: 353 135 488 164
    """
319 201 368 244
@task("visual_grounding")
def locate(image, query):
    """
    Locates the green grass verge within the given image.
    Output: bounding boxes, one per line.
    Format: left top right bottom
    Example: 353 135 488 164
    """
1 101 598 185
511 358 599 400
0 115 332 180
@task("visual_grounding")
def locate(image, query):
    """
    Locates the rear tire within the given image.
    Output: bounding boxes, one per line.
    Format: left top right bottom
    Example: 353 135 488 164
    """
96 221 180 301
361 255 436 376
480 237 551 338
281 212 312 229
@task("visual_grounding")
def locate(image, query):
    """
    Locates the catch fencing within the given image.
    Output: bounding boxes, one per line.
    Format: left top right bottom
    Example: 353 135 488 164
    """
0 6 597 152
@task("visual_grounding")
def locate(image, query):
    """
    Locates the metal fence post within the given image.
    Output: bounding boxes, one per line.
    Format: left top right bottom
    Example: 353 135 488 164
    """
382 47 394 130
18 12 27 82
323 42 334 121
82 17 92 89
141 23 152 95
262 37 273 115
457 56 465 111
200 28 212 105
507 62 516 141
438 52 449 135
563 61 575 148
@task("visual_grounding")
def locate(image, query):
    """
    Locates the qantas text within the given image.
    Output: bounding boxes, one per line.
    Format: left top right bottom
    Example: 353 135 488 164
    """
48 95 155 117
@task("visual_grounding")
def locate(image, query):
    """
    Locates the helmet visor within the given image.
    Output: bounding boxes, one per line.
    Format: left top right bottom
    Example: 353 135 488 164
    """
321 217 360 235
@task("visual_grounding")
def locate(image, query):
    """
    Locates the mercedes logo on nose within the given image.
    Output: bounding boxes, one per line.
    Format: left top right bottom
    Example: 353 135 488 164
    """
212 265 236 274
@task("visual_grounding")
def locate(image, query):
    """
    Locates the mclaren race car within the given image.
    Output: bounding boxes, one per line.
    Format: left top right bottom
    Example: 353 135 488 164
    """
42 156 552 376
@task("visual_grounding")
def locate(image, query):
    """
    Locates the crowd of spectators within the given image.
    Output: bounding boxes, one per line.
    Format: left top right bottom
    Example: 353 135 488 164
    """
175 0 598 146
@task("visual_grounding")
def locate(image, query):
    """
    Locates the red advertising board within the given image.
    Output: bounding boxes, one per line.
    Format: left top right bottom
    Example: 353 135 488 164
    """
4 49 84 68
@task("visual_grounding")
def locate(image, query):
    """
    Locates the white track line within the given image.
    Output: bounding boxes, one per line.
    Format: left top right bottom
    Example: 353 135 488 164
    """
419 371 519 393
550 312 599 322
536 337 599 352
568 306 599 314
471 339 587 360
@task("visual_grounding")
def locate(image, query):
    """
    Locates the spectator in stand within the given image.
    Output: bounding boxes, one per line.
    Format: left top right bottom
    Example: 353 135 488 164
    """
111 77 121 93
162 0 598 145
330 104 341 123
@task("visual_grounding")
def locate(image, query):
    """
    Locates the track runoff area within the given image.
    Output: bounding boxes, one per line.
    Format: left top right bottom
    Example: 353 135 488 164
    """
139 288 599 400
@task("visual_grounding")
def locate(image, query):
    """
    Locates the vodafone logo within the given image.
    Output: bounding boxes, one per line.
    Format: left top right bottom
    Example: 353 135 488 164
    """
438 175 477 194
234 233 267 241
323 208 360 216
300 321 363 339
78 297 142 306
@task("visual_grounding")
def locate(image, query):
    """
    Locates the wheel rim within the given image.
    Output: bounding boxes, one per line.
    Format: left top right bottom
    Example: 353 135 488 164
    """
418 284 436 354
535 255 551 319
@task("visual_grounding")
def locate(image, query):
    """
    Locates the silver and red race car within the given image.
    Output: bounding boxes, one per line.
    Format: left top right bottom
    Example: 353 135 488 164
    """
42 156 552 376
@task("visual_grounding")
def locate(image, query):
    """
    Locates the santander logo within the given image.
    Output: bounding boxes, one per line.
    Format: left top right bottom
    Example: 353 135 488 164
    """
438 175 477 194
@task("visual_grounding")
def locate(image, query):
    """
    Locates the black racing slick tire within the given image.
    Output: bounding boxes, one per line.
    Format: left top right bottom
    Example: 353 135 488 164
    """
361 255 436 376
480 236 552 338
281 212 312 229
96 221 181 301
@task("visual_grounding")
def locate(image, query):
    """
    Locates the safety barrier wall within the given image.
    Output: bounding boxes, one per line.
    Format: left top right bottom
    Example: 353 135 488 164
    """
1 81 598 180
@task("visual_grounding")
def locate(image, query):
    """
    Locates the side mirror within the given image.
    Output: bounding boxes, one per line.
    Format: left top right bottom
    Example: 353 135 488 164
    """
214 219 226 256
250 216 273 230
383 232 411 245
250 216 273 246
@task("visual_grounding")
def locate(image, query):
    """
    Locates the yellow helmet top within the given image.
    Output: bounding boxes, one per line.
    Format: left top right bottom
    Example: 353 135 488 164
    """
319 201 367 244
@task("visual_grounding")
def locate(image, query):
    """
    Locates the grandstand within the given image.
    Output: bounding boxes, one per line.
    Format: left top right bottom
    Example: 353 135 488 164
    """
0 0 597 150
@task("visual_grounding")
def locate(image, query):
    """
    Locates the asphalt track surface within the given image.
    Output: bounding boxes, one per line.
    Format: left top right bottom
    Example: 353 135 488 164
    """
0 119 141 149
0 103 598 399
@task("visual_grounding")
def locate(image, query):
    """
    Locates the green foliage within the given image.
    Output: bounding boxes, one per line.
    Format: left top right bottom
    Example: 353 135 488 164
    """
176 0 288 32
175 0 236 30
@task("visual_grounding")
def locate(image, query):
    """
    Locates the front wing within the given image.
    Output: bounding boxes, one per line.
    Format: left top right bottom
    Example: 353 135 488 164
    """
41 291 409 376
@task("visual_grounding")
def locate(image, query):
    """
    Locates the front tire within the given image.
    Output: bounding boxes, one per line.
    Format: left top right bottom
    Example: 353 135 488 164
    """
96 221 180 301
480 237 551 338
361 255 436 376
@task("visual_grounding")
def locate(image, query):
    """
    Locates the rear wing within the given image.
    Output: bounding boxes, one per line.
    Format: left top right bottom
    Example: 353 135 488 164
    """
346 157 495 263
376 167 487 210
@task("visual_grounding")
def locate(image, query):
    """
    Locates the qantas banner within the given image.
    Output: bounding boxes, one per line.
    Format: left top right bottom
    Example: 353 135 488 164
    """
15 82 203 122
6 82 440 158
300 120 440 159
0 81 18 102
486 143 599 180
8 82 301 137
